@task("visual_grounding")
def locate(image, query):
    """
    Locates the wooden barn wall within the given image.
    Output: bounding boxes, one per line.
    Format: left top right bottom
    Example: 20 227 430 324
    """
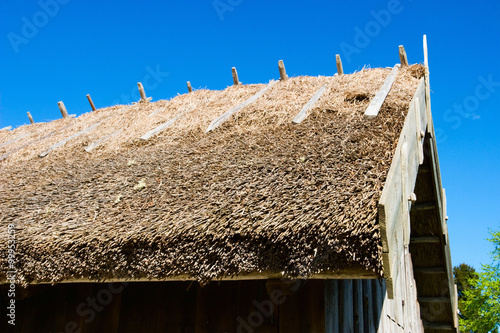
1 266 423 333
325 252 424 333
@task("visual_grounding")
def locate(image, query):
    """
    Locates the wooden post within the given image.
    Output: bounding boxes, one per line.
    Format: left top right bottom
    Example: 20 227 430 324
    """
27 112 34 124
278 60 288 81
231 67 240 85
86 94 96 111
399 45 408 67
58 101 69 118
137 82 147 101
187 81 193 93
336 54 343 75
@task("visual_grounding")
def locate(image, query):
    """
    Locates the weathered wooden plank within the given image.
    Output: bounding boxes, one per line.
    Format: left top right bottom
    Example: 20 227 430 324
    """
362 280 375 333
335 54 343 75
325 280 339 333
412 202 437 211
27 112 35 124
40 122 101 157
399 45 408 67
84 129 122 152
140 114 183 140
340 280 354 332
292 84 328 124
232 67 240 85
187 81 193 93
206 80 278 132
353 280 364 333
364 65 400 118
0 126 12 131
278 60 288 81
0 133 28 149
87 94 97 111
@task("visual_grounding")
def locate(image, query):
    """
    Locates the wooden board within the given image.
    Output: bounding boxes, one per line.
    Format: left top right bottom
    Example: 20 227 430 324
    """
140 114 183 140
292 84 328 124
40 122 101 157
378 78 427 299
206 80 278 132
364 65 400 118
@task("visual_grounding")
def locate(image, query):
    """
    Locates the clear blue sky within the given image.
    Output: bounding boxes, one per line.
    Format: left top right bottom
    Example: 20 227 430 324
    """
1 0 499 271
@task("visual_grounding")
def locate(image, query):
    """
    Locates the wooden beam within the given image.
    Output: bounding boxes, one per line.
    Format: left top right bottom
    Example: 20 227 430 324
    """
414 267 446 274
418 297 449 303
58 101 69 118
292 84 328 124
399 45 408 67
137 82 148 102
27 112 34 124
0 133 28 149
84 129 122 152
278 60 288 81
0 268 379 285
205 80 278 132
231 67 239 85
410 236 440 244
140 114 183 140
40 122 101 157
187 81 193 93
0 126 12 131
364 64 400 118
335 54 343 75
422 322 454 330
86 94 97 111
412 202 436 211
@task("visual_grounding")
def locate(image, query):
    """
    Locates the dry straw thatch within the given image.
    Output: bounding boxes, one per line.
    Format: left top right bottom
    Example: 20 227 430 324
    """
0 65 424 285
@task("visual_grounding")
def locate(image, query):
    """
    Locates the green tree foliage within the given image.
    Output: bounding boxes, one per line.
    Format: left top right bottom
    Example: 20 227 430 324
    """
459 228 500 332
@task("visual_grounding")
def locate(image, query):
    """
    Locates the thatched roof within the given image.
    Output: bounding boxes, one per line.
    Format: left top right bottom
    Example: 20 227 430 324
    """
0 65 425 285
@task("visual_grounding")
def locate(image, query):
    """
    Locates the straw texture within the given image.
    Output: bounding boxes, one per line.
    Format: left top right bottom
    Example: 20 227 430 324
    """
0 65 424 285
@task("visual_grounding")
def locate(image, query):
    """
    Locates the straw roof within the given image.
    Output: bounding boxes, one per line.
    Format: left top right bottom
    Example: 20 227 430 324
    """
0 65 425 285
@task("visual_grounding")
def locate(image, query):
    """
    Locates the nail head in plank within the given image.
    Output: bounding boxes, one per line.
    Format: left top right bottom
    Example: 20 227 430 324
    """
187 81 193 93
231 67 240 85
86 94 97 111
27 112 34 124
364 64 400 118
140 114 183 140
292 84 328 124
206 80 278 133
399 45 408 66
335 54 343 75
278 60 288 81
58 101 69 118
40 122 101 157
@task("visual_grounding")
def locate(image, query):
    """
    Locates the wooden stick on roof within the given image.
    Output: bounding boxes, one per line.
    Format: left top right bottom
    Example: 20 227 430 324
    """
58 101 69 118
232 67 240 85
86 94 97 111
27 112 34 124
364 64 400 118
140 114 183 140
399 45 408 67
278 60 288 81
206 80 278 132
84 129 122 152
187 81 193 93
0 126 12 131
292 84 328 124
137 82 149 102
336 54 344 75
